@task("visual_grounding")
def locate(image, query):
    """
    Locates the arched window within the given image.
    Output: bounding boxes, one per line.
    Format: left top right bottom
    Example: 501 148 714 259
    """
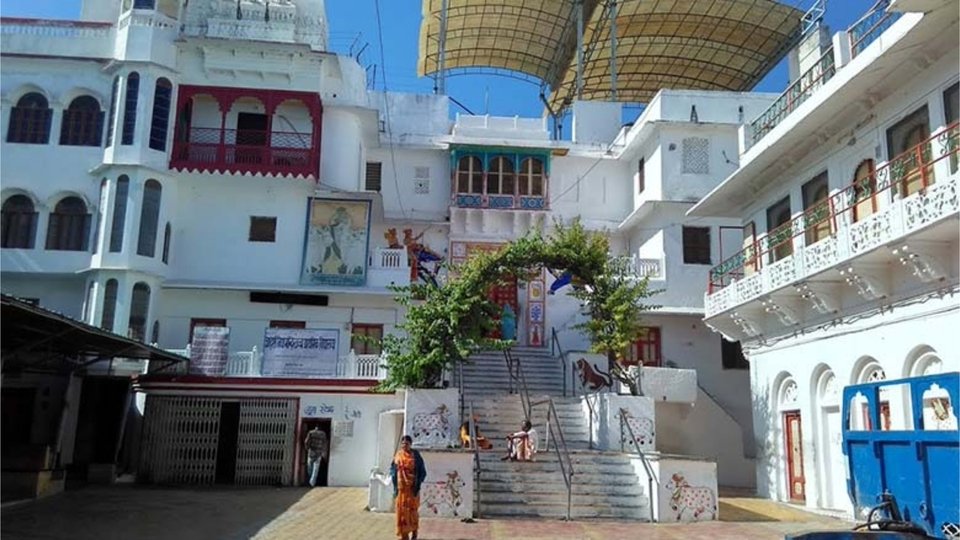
149 78 172 151
151 320 160 344
110 176 130 252
1 195 38 249
161 222 171 264
110 175 130 253
101 279 118 331
128 282 151 341
851 159 876 223
518 157 544 196
456 156 483 194
46 196 91 251
60 96 104 146
122 73 140 145
137 180 162 257
93 179 108 254
6 92 52 144
105 77 120 147
487 156 515 195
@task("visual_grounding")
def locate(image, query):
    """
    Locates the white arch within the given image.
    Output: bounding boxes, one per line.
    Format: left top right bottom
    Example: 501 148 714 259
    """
904 344 943 378
45 190 94 212
3 83 51 105
778 376 800 411
60 87 106 110
1 188 41 207
850 356 884 385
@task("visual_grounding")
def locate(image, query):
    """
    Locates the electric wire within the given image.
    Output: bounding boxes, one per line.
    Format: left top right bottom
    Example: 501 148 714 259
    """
373 0 407 220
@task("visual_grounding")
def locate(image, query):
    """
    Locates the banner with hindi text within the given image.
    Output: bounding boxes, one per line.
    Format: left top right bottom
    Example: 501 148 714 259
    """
261 328 340 377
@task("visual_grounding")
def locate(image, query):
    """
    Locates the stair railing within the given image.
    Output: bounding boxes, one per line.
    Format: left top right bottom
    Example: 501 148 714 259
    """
574 360 598 450
550 327 568 396
531 396 575 521
618 407 659 522
468 402 483 518
457 358 466 425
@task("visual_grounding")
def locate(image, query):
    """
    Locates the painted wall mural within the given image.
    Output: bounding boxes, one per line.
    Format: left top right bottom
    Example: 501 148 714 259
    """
418 451 474 518
302 198 371 286
404 388 459 449
421 470 467 516
656 458 719 522
664 472 717 521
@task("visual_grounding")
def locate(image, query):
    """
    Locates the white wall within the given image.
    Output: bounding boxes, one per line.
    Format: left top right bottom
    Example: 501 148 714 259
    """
1 276 86 320
365 148 451 222
157 288 400 353
750 298 959 511
550 154 632 225
299 392 403 487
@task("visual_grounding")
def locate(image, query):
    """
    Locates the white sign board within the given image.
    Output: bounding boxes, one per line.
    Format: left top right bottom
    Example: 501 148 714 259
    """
261 328 339 377
189 326 230 376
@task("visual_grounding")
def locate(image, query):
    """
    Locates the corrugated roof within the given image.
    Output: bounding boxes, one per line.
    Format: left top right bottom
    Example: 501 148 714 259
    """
419 0 802 111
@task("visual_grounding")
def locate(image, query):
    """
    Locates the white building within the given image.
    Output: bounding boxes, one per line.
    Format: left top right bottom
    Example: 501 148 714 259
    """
1 0 799 493
689 0 959 514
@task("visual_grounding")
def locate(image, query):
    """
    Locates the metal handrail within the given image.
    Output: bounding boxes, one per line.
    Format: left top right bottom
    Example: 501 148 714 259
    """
531 397 575 521
468 403 482 518
619 407 659 522
550 327 567 396
573 361 598 450
458 360 466 425
514 353 571 519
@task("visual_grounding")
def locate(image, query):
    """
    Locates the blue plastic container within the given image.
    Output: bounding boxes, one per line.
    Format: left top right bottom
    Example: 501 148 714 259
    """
841 372 960 539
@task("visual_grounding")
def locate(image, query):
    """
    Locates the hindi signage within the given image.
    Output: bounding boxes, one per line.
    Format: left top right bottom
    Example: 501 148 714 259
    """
261 328 340 377
189 326 230 376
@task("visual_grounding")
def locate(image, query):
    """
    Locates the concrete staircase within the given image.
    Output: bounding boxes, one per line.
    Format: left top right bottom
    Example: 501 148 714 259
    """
458 347 565 405
462 366 651 520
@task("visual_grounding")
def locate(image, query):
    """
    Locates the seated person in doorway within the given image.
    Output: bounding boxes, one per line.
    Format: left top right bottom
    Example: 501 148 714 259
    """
304 425 329 487
502 420 537 461
459 415 493 450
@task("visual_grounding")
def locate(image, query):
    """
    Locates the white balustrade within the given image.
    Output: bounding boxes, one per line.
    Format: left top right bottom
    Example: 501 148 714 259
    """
705 175 959 318
161 345 388 380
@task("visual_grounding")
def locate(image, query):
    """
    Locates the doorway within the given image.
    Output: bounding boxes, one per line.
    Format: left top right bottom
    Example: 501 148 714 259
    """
783 410 806 503
298 418 331 487
215 401 240 484
487 275 519 340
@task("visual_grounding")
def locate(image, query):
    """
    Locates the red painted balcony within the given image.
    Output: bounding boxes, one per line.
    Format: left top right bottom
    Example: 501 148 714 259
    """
169 85 321 179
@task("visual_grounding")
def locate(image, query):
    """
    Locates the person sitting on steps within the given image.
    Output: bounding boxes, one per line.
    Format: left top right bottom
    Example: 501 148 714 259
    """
502 420 537 461
460 415 493 450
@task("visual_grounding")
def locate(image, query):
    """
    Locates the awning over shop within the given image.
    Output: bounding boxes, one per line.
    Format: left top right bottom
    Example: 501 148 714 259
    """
1 294 188 374
418 0 803 112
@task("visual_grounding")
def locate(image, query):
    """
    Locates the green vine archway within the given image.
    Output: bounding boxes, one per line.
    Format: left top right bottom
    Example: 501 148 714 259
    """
376 219 658 394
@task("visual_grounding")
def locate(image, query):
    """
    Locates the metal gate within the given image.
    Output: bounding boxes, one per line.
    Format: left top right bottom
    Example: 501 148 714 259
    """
235 398 297 486
140 396 297 486
140 396 220 484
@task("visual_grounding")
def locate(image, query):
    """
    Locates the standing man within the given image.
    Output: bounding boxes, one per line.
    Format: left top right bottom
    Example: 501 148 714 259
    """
304 425 329 487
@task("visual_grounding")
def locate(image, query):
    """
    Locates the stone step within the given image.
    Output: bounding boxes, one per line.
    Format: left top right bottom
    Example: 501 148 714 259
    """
478 491 647 507
479 451 630 464
478 470 642 485
479 461 636 475
479 479 644 496
476 502 650 520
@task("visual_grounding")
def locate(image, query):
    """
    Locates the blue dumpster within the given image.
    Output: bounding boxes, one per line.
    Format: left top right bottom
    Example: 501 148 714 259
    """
841 372 960 539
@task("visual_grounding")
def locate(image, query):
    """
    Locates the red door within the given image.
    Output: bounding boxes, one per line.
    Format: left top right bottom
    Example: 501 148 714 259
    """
784 411 806 502
486 276 518 339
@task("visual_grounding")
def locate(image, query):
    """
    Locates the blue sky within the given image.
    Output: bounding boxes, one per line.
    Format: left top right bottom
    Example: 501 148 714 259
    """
2 0 876 120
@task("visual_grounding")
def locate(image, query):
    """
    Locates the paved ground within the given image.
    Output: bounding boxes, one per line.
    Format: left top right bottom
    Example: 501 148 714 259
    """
1 486 851 540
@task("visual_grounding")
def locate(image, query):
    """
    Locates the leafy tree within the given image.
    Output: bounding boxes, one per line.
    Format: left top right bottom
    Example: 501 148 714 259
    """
376 219 658 395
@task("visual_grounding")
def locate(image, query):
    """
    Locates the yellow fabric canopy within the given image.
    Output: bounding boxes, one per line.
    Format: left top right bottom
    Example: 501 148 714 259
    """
418 0 802 111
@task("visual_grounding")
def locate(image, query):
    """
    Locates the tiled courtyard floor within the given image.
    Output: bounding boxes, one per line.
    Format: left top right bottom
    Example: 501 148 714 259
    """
1 486 851 540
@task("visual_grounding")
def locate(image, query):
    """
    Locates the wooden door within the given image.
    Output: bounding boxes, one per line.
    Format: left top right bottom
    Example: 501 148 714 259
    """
784 411 806 502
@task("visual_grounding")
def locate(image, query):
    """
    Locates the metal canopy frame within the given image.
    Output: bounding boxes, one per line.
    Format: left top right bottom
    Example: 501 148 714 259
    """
1 294 188 374
419 0 803 113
